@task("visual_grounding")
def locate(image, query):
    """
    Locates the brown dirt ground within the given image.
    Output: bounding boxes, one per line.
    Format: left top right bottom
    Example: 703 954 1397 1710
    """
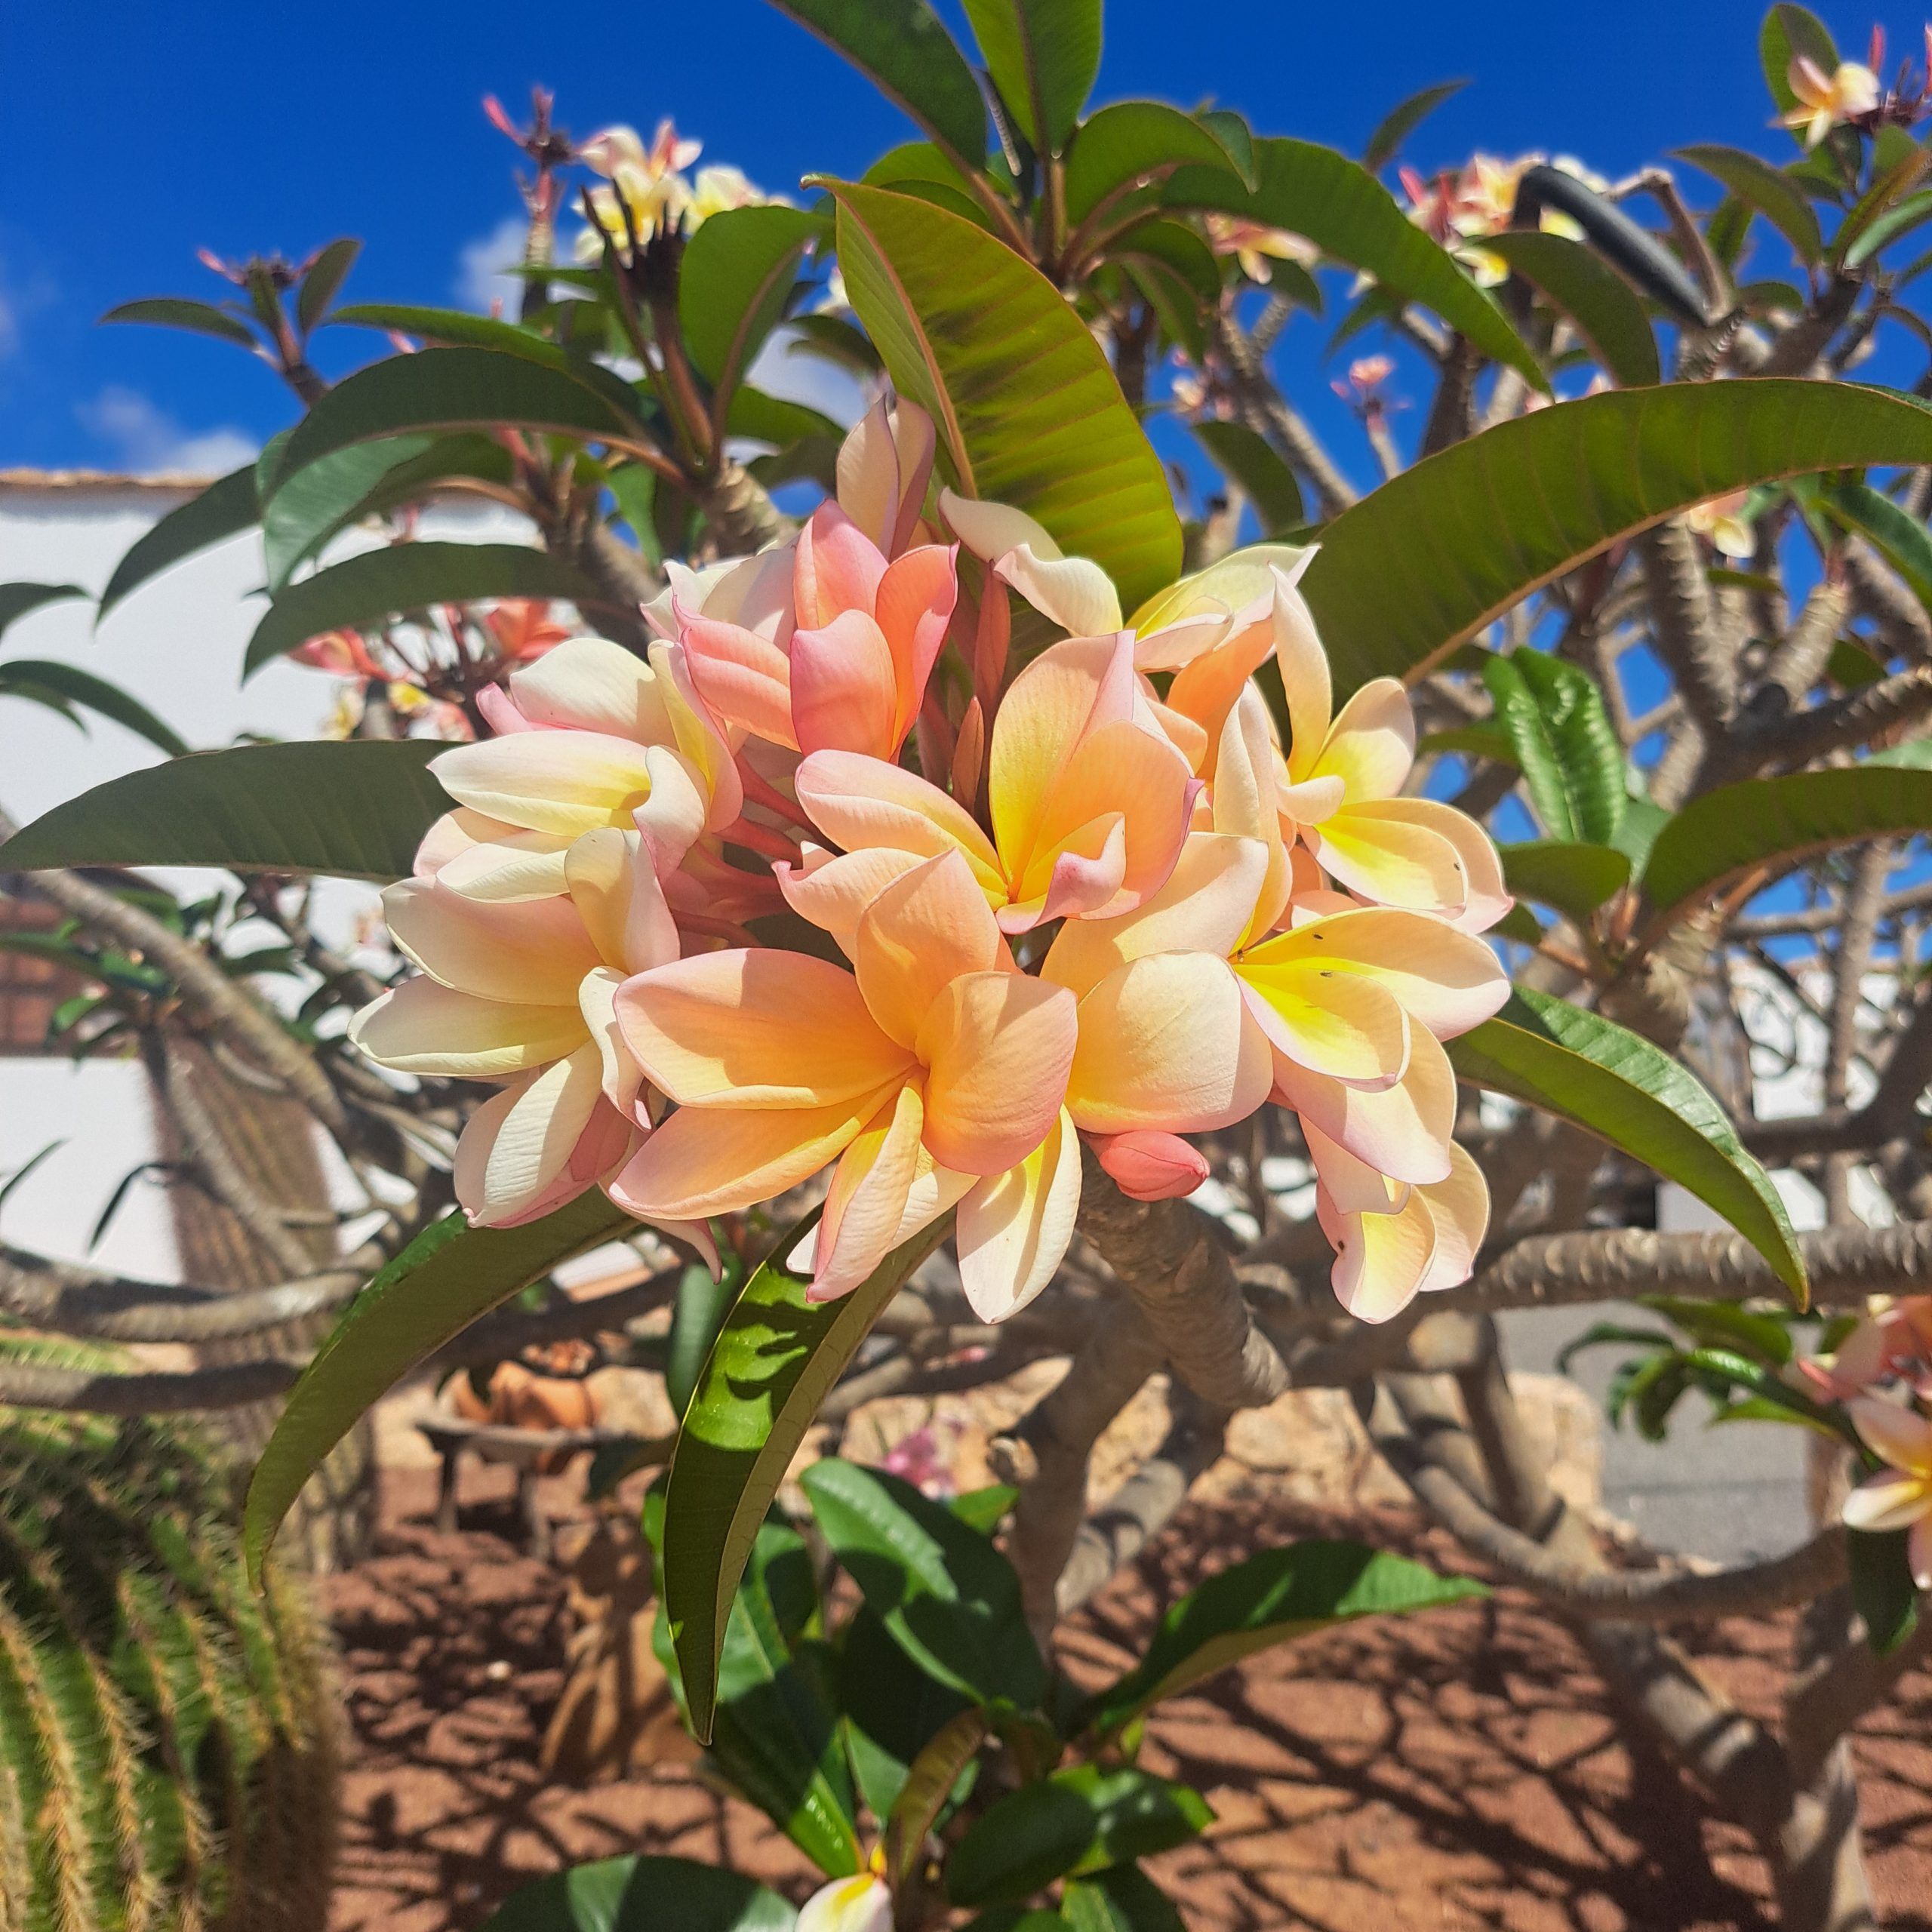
321 1466 1932 1932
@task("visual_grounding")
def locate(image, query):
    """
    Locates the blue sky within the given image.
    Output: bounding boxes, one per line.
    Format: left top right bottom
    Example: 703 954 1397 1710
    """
5 0 1930 478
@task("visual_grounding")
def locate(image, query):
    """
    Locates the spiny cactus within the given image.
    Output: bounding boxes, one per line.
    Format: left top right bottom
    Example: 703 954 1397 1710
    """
0 1395 339 1932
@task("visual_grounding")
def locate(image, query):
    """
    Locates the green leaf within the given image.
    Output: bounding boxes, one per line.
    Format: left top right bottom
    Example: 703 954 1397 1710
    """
1361 79 1466 174
1191 420 1304 534
1447 986 1807 1300
1761 5 1838 120
1836 145 1932 267
0 583 87 642
828 178 1181 612
297 238 361 332
663 1210 947 1743
1610 792 1671 874
269 346 652 491
244 540 599 676
0 661 189 758
1061 1868 1187 1932
725 385 843 450
1298 380 1932 697
770 0 987 174
1481 654 1626 843
97 467 260 617
1843 186 1932 267
884 1706 988 1883
946 1767 1211 1907
838 1606 974 1819
679 205 824 411
1498 841 1631 926
1642 764 1932 922
666 1256 740 1420
1062 100 1247 229
951 1484 1020 1534
328 302 597 370
260 432 431 589
0 740 450 881
245 1194 632 1580
800 1457 1046 1711
1818 479 1932 616
1675 146 1823 266
1164 138 1546 392
1078 1541 1482 1739
1479 230 1660 386
479 1854 796 1932
961 0 1101 155
1638 1295 1796 1367
1848 1528 1921 1657
100 297 257 349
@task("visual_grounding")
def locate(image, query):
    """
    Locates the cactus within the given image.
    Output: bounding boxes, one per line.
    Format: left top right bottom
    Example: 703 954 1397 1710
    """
0 1395 339 1932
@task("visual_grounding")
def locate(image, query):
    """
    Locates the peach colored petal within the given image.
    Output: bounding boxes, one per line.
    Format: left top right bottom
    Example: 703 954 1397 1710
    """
1018 812 1126 931
1165 601 1275 756
565 828 681 977
614 950 912 1107
577 966 645 1115
795 500 887 629
1275 771 1347 829
610 1094 876 1219
1092 1129 1210 1201
1850 1396 1932 1478
955 1109 1081 1321
1300 1119 1407 1215
1242 905 1509 1041
1237 960 1411 1087
454 1044 606 1226
433 832 574 903
812 1081 927 1300
836 395 909 552
989 633 1133 872
939 491 1123 635
351 977 586 1077
1306 807 1469 913
1417 1142 1490 1293
1318 1184 1439 1323
1067 952 1272 1134
1023 715 1193 915
916 971 1077 1174
1312 678 1415 800
681 611 800 750
504 635 679 740
431 729 664 838
1359 798 1512 934
855 850 1004 1048
1272 570 1334 780
776 845 928 956
1274 1025 1457 1186
651 640 745 832
1133 546 1315 637
381 878 600 1004
789 608 901 758
1842 1469 1932 1533
873 543 957 740
795 751 1004 889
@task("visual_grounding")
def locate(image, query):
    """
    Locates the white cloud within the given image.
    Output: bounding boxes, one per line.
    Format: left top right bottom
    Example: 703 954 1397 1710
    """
747 324 868 428
77 386 257 475
0 251 54 362
454 214 528 315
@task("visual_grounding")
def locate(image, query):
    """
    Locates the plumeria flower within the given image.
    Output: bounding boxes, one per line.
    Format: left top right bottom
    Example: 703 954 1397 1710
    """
787 632 1195 935
574 119 702 260
798 1874 894 1932
1684 490 1757 561
484 599 575 662
1799 1298 1932 1401
612 851 1081 1320
1332 355 1395 411
678 501 958 761
939 491 1123 637
689 163 780 224
1044 830 1508 1315
1783 57 1881 148
426 635 743 903
351 828 710 1251
836 393 939 556
1204 214 1318 285
1844 1397 1932 1589
290 628 383 678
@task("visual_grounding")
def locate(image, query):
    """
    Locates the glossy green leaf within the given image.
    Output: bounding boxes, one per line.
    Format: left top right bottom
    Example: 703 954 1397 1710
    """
1498 841 1631 926
1675 146 1823 266
1849 1528 1920 1657
828 179 1181 611
1639 1294 1796 1368
326 303 578 365
771 0 986 173
1481 653 1626 844
0 661 189 758
951 1483 1020 1535
296 238 361 332
479 1854 796 1932
1642 764 1932 921
1060 1870 1183 1932
1078 1541 1482 1739
1610 792 1671 874
1298 380 1932 697
663 1210 947 1742
800 1457 1046 1711
100 297 257 349
1164 138 1546 392
0 740 450 881
0 583 87 641
1837 145 1932 266
1480 230 1660 386
1843 186 1932 267
838 1606 973 1819
98 467 260 617
946 1767 1212 1907
1062 100 1247 229
884 1707 988 1883
725 384 844 449
244 540 599 675
1447 986 1807 1299
1361 79 1466 174
1192 420 1305 533
245 1194 632 1580
1818 478 1932 615
666 1257 740 1420
679 205 824 407
269 346 652 490
961 0 1101 155
260 433 436 590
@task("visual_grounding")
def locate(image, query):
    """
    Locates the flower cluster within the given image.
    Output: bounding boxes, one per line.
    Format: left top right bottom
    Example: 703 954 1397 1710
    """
1399 153 1607 286
1800 1297 1932 1586
574 118 781 260
352 395 1512 1326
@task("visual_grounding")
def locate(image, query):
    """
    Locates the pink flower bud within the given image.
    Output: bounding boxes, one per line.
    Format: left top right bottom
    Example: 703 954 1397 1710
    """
1093 1130 1209 1201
